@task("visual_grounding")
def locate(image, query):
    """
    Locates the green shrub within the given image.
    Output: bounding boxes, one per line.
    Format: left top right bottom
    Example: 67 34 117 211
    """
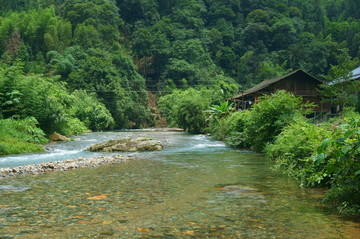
71 90 115 131
265 120 331 186
266 111 360 216
223 111 249 137
60 117 88 136
205 101 235 123
17 75 73 135
0 139 45 155
245 90 310 152
210 110 251 148
0 117 47 155
158 88 213 132
207 117 228 141
175 97 207 134
0 117 47 144
311 116 360 215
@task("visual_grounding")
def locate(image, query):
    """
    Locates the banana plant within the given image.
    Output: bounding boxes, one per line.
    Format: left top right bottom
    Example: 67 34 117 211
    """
204 101 235 122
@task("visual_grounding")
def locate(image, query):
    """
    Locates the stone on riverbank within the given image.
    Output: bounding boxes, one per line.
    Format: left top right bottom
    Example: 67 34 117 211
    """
0 155 138 178
86 137 163 152
50 132 70 141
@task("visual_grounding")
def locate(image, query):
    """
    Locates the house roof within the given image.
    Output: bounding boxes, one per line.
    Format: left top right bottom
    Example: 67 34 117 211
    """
233 69 322 99
329 66 360 85
351 66 360 80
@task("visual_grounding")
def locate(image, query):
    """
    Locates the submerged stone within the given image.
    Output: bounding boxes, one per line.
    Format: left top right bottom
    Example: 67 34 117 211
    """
85 137 163 152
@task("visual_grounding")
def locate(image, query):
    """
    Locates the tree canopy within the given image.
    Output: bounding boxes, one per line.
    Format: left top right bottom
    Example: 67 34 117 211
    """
0 0 359 135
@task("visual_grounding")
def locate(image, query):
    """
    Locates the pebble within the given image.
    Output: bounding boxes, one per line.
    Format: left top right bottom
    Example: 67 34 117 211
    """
0 155 139 178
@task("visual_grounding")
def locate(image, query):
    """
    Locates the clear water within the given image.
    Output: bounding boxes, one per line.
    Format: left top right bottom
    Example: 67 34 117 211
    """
0 131 359 238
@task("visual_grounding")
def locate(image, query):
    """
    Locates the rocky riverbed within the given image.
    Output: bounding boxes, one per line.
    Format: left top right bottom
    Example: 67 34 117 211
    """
0 155 139 178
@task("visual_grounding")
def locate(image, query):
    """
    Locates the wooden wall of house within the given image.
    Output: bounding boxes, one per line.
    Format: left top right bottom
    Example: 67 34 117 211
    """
272 73 320 97
236 71 332 113
261 72 331 113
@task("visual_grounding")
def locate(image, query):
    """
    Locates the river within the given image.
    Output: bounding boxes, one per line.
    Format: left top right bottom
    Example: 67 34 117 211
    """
0 130 359 238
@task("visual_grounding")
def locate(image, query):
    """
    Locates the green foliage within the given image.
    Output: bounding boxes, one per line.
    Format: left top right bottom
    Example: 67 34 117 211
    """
210 110 251 149
175 97 207 134
71 90 115 131
312 116 360 215
0 62 25 118
205 101 234 123
17 75 73 135
0 117 47 155
60 117 88 137
67 48 151 129
158 88 213 131
0 90 23 119
265 120 331 186
320 50 360 110
1 0 360 91
0 7 73 58
0 1 152 136
245 90 310 152
46 49 76 79
265 111 360 216
0 63 89 137
208 91 313 151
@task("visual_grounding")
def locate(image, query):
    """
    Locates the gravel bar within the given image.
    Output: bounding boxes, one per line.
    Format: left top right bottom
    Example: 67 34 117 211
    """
0 155 139 178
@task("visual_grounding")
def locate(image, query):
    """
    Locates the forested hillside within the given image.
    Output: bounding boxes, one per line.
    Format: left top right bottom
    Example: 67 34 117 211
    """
0 0 359 152
116 0 360 87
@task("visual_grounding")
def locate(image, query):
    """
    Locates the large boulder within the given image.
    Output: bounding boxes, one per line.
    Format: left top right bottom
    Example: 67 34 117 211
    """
50 132 70 141
86 137 163 152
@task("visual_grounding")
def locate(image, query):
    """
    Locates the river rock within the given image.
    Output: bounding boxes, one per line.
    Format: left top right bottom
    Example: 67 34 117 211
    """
50 132 70 141
0 155 139 178
86 137 163 152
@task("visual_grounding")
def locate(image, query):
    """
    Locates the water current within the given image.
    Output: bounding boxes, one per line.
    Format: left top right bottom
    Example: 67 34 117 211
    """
0 130 359 238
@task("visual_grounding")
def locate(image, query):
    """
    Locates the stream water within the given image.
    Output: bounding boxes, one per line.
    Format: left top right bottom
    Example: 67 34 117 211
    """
0 130 359 238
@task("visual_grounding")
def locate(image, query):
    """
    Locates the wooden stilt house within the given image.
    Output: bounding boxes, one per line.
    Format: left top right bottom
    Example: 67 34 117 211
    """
232 69 331 113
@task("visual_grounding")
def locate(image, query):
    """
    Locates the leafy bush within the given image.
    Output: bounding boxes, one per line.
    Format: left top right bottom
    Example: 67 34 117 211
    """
71 90 115 131
311 116 360 215
266 111 360 216
158 83 237 133
60 117 88 137
209 91 309 151
205 101 235 123
175 97 207 133
17 75 75 135
245 90 310 152
223 111 251 149
158 88 213 131
67 48 151 129
265 120 331 186
209 110 250 148
0 117 47 155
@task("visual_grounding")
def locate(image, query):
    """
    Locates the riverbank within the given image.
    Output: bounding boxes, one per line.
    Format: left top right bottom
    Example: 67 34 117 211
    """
0 154 139 178
205 93 360 216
